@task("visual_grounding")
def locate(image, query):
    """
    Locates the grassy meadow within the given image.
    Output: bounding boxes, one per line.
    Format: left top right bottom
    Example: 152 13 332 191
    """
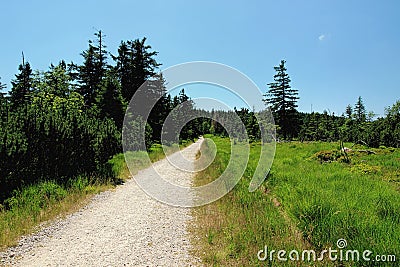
191 135 400 266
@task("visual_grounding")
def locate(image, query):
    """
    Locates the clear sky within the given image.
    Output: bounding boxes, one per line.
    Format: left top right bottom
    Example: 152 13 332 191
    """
1 0 399 116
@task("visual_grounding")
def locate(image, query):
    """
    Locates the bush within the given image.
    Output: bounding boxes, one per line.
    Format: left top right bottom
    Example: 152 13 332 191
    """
312 150 342 162
350 163 381 175
0 97 121 201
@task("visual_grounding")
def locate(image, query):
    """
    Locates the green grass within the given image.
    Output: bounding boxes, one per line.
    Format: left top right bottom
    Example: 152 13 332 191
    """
272 143 400 265
191 136 312 266
0 177 106 249
0 141 193 250
191 136 400 266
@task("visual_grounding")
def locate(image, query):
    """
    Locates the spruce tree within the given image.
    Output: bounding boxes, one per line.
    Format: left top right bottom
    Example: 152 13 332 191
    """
131 38 160 99
10 59 33 110
78 30 108 106
263 60 299 139
113 37 160 102
95 72 125 129
345 104 353 119
147 73 169 141
113 41 131 102
354 96 366 122
36 61 72 97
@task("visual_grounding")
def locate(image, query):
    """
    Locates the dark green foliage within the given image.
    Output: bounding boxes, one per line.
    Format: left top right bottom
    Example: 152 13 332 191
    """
298 98 400 148
263 60 299 139
113 37 160 102
354 96 366 122
95 72 125 129
123 115 153 151
299 111 340 142
78 31 108 106
9 60 33 110
2 29 400 208
36 61 73 97
260 61 398 147
0 31 173 205
146 73 170 142
0 92 121 201
170 89 196 141
234 107 261 141
183 107 261 143
345 104 353 119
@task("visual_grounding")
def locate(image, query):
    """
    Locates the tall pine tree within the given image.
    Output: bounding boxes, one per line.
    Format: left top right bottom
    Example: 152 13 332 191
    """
10 55 33 110
113 37 160 103
78 30 108 107
147 73 169 141
263 60 299 139
354 96 366 122
345 104 353 119
113 41 131 103
95 71 125 129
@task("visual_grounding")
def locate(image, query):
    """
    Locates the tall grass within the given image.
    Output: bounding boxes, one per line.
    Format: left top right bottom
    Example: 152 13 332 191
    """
191 136 312 266
271 142 400 266
191 136 400 266
0 177 105 249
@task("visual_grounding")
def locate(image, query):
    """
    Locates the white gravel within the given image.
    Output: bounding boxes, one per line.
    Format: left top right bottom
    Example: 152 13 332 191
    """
1 139 203 267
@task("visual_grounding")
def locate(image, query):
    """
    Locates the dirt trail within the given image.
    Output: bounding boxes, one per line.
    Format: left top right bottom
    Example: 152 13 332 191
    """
2 139 203 267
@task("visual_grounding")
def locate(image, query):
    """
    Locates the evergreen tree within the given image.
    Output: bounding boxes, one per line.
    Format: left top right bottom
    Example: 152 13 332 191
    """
113 41 131 102
263 60 299 139
34 61 73 97
147 73 169 141
130 38 160 100
113 37 160 102
385 100 400 117
345 104 353 119
354 96 366 122
299 112 318 141
10 58 33 110
78 30 108 106
95 72 125 129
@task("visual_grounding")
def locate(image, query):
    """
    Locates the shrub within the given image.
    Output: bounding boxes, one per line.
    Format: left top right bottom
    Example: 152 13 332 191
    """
312 150 342 162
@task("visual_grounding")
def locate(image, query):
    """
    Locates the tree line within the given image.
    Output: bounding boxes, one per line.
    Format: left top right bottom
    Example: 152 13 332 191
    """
263 60 400 148
0 31 195 200
1 32 399 201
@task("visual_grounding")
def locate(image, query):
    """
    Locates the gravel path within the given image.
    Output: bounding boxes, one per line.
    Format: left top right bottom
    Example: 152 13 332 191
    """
1 139 203 267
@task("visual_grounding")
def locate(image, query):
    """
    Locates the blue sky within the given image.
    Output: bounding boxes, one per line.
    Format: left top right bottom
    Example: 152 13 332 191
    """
1 0 399 116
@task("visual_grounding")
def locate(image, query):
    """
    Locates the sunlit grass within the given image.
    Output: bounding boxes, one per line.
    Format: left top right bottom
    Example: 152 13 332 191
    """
0 178 108 249
191 136 400 266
